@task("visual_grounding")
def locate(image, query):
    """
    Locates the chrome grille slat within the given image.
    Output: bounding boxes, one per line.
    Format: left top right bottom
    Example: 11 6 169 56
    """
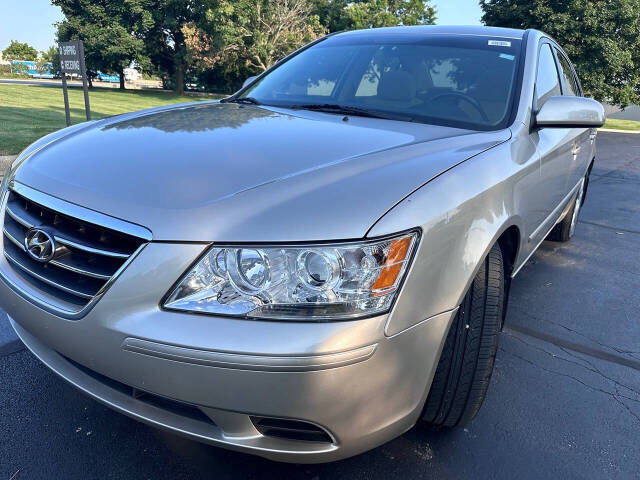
5 205 31 228
53 235 129 259
4 249 95 299
4 217 118 280
3 226 24 250
2 187 148 315
50 253 113 280
6 202 131 258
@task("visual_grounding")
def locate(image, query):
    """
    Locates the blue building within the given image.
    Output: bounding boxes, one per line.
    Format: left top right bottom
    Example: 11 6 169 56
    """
11 60 55 79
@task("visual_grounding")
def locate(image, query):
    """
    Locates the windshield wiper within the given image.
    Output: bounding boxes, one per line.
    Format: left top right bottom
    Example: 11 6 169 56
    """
287 103 414 122
221 96 262 105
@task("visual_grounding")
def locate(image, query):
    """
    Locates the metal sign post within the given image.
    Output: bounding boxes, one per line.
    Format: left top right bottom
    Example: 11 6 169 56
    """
59 61 71 127
58 40 91 126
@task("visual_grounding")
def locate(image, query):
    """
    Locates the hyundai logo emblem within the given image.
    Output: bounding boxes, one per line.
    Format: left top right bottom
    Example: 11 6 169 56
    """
24 228 56 263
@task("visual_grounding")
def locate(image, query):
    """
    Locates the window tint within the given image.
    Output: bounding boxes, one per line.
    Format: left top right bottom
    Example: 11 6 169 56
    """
535 44 561 106
555 50 578 96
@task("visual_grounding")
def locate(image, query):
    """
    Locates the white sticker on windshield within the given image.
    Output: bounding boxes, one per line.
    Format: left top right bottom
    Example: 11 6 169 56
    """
488 40 512 47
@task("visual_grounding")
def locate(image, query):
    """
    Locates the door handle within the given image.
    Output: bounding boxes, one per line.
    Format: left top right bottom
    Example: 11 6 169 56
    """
589 130 597 142
571 145 581 158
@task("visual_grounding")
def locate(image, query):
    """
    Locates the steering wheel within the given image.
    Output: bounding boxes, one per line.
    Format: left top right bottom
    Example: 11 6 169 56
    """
428 92 489 123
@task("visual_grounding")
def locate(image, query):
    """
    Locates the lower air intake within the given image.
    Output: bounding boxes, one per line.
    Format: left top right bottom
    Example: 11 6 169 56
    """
251 416 333 443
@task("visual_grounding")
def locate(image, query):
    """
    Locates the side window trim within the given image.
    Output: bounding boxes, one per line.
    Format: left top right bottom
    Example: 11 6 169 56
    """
532 40 562 112
557 48 582 96
551 46 580 97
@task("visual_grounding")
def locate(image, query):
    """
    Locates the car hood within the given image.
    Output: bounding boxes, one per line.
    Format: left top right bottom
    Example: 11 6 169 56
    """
14 102 510 241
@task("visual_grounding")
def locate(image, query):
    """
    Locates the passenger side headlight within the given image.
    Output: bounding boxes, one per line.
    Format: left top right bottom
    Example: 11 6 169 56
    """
1 164 12 195
163 231 419 320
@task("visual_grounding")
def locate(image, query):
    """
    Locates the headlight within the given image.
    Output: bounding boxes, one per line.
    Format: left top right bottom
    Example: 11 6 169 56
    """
163 231 419 320
1 164 13 195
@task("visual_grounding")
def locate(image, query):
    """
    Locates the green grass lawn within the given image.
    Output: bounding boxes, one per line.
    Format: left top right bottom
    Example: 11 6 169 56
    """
603 118 640 132
0 84 223 155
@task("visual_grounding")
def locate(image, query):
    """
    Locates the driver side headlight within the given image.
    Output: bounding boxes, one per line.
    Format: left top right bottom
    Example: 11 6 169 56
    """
163 230 419 320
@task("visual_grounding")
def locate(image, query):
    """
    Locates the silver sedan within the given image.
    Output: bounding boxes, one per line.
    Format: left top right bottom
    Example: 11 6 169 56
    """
0 25 604 462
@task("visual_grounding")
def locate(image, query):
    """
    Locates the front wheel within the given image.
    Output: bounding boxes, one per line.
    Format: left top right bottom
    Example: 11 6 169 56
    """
421 243 504 428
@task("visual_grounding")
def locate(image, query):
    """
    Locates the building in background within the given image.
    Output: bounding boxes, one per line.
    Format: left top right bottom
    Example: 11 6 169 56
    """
11 60 55 78
124 67 140 81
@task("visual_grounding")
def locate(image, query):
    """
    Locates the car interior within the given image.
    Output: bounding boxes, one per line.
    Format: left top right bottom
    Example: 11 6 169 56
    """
252 42 519 129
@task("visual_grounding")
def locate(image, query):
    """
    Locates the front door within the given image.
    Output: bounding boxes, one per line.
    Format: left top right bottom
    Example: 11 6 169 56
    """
528 42 574 242
554 48 593 190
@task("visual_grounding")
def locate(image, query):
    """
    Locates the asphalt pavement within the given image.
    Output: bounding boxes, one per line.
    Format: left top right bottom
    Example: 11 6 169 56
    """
1 132 638 479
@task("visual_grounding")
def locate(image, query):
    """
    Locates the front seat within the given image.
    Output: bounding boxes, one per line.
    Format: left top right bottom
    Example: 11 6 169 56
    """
375 70 419 108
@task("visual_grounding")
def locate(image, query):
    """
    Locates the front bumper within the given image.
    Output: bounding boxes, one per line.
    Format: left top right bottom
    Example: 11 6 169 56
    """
1 240 455 462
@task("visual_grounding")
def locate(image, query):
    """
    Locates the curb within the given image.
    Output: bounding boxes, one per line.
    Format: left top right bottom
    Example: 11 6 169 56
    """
598 128 640 134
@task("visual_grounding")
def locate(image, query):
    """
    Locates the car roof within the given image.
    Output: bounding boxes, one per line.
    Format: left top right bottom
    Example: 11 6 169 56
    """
336 25 526 40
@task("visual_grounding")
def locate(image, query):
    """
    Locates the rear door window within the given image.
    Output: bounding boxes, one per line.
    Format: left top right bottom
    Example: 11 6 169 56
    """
555 50 579 96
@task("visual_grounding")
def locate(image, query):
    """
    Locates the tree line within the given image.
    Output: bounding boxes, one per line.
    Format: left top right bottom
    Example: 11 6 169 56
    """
50 0 436 94
5 1 640 105
1 41 59 77
481 0 640 107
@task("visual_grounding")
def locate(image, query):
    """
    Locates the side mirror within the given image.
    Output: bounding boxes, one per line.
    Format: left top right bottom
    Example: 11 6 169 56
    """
535 96 605 128
242 76 257 89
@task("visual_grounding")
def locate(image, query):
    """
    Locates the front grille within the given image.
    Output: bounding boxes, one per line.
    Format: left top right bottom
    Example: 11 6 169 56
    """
2 188 146 313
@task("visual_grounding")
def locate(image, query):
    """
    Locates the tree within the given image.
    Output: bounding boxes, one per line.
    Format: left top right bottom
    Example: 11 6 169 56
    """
144 0 214 94
345 0 436 29
181 0 325 91
233 0 326 72
311 0 352 32
480 0 640 106
2 40 38 61
182 0 434 92
311 0 435 32
54 0 153 89
40 46 61 75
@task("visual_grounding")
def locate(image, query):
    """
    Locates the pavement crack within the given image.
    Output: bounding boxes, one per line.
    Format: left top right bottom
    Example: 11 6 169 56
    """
503 331 640 402
509 309 640 360
577 220 640 235
612 385 640 425
557 346 640 401
499 346 640 425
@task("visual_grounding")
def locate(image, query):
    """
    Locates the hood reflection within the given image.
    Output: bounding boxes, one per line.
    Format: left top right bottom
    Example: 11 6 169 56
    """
102 103 278 133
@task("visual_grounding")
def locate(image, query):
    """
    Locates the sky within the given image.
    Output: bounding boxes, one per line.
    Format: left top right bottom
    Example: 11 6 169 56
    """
0 0 482 53
433 0 482 26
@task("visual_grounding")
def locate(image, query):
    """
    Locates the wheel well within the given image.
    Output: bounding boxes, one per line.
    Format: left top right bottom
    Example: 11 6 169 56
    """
497 225 520 278
496 225 520 327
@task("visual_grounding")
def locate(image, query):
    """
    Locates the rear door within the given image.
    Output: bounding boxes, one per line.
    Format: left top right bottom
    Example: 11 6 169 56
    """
553 48 594 189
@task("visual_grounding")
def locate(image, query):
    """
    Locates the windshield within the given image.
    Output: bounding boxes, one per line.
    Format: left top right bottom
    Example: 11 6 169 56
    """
241 33 522 131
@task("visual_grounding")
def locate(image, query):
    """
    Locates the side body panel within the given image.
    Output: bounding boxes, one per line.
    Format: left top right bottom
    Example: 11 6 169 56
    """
373 30 597 337
370 135 538 336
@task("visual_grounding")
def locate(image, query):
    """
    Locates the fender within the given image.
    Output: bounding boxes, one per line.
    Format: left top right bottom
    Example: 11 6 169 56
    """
367 135 536 336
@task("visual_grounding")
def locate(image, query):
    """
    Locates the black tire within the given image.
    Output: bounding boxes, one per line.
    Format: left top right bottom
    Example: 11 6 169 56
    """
547 172 588 242
421 243 504 428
